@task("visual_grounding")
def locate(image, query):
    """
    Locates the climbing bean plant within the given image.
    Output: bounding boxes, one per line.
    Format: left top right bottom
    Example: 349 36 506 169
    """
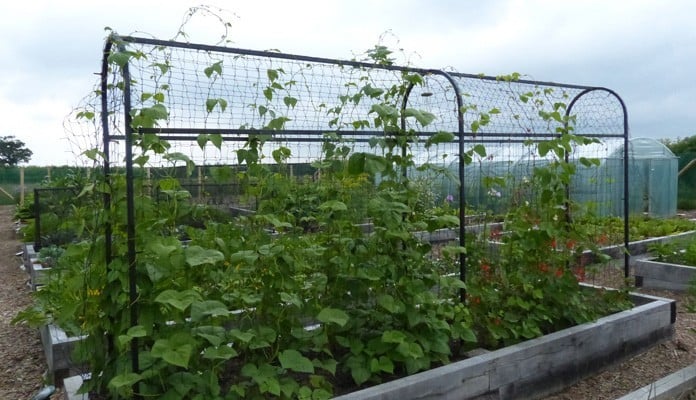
15 36 632 400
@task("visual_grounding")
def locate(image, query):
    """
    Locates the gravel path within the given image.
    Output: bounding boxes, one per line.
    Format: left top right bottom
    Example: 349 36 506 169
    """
0 205 46 399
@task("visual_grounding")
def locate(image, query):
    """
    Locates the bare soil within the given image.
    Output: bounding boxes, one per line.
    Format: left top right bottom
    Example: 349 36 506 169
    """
1 205 696 399
0 205 47 398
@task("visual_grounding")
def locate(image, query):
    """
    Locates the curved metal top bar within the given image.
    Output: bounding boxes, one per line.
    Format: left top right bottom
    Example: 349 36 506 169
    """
104 33 628 162
566 86 629 127
113 35 599 92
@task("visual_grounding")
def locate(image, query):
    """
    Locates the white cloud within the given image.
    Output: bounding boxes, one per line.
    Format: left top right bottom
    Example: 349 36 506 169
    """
0 0 695 164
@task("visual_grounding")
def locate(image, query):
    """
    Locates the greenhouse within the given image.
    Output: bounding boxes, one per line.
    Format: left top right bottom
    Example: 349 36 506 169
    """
428 137 678 218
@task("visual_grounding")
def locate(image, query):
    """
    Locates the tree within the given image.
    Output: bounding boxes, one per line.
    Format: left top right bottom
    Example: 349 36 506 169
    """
0 136 32 167
662 135 696 155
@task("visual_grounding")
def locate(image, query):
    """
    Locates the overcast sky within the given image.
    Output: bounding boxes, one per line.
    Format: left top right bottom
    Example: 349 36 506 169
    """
1 0 694 165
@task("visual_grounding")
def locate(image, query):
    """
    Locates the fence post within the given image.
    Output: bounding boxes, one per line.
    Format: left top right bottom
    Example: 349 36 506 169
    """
19 167 24 206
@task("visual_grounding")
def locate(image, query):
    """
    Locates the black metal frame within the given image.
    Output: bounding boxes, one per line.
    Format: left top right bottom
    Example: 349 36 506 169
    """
32 187 79 250
101 34 630 387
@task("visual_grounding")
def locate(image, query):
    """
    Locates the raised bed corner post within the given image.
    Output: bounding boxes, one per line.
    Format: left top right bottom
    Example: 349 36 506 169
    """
566 87 630 278
33 188 40 250
117 37 142 399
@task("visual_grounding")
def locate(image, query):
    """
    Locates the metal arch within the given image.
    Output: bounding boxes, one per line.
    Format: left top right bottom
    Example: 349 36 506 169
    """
401 69 468 301
101 37 113 276
566 87 630 278
102 33 142 396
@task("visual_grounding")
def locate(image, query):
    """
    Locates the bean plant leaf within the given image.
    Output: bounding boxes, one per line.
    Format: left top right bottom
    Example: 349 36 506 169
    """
279 349 315 374
108 51 135 68
403 108 436 127
190 300 230 322
283 96 298 108
318 200 347 212
193 325 227 347
185 245 225 266
229 329 255 344
203 345 238 361
316 308 349 327
154 289 202 312
151 339 193 368
382 330 407 344
204 61 223 78
472 144 487 157
425 131 455 148
538 141 552 157
108 372 142 389
209 133 223 149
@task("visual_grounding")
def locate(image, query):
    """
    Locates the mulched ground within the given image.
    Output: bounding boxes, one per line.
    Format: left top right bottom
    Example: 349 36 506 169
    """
2 204 696 399
0 205 47 398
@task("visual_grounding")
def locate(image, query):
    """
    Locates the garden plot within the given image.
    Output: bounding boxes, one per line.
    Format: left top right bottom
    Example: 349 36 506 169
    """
634 238 696 291
62 290 675 400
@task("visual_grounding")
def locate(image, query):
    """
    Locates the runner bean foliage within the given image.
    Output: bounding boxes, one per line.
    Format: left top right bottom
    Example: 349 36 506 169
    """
15 39 631 399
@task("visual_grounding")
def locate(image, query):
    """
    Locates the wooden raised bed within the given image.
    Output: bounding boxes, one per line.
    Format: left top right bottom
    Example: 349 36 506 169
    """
64 290 675 400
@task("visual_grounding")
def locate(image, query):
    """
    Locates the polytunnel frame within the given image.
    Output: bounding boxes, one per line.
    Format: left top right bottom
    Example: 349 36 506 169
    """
99 34 630 385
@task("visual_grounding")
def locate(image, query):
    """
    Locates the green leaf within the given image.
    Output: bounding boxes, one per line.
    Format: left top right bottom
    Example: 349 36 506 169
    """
382 330 407 344
229 250 258 264
425 131 455 147
403 108 436 126
369 104 398 119
259 214 293 229
316 308 349 327
377 294 404 313
204 61 223 78
279 349 315 374
267 68 279 82
209 133 223 149
349 363 370 386
151 339 192 368
190 300 230 322
266 116 291 130
108 51 134 68
108 372 142 389
230 329 255 344
283 96 298 108
318 200 347 212
263 87 273 101
185 245 225 266
206 98 218 113
472 144 487 157
362 84 384 98
197 133 209 149
471 120 480 133
280 292 303 308
370 356 394 374
127 325 147 338
203 345 238 361
133 155 149 167
347 153 366 175
397 341 424 359
154 289 202 312
193 325 227 347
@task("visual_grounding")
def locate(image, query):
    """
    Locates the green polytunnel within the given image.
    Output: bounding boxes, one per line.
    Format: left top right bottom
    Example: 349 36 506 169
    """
413 137 677 218
603 137 678 218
